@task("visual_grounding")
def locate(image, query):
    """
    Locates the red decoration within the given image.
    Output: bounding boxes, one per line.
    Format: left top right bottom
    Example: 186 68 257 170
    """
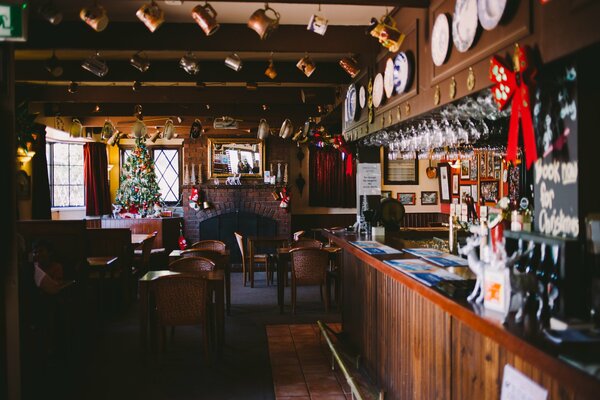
279 187 290 212
333 135 354 176
489 44 538 169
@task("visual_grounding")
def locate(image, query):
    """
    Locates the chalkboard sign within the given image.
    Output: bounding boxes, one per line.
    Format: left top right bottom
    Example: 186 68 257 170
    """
533 60 579 238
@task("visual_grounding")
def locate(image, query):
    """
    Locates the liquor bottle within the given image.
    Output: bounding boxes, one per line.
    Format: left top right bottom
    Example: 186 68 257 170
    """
537 244 552 329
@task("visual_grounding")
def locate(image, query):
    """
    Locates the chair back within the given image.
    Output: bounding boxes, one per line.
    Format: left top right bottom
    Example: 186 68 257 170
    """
292 238 323 249
153 275 208 326
190 240 227 254
169 256 216 273
290 248 329 285
135 231 157 275
234 232 246 259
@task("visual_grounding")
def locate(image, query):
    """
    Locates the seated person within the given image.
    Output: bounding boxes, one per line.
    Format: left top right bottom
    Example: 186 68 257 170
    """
31 239 73 295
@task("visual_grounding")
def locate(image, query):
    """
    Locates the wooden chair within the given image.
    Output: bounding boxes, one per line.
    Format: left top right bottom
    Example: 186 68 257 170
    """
290 248 330 314
234 232 272 287
132 231 157 278
169 256 216 273
153 274 211 363
189 240 227 254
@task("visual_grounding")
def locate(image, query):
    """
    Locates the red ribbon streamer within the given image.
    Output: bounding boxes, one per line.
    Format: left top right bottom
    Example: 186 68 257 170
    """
489 45 538 169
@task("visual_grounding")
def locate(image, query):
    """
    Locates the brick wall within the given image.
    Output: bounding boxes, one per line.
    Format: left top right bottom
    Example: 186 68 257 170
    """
181 136 291 244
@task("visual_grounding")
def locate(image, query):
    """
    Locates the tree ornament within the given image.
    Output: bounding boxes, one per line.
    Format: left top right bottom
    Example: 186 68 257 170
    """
489 44 538 169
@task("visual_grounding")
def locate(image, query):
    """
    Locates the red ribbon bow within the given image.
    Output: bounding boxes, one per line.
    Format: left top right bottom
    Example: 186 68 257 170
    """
489 44 538 169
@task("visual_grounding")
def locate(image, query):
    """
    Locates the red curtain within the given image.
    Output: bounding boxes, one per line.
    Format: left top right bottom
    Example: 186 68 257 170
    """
309 146 356 208
84 142 111 216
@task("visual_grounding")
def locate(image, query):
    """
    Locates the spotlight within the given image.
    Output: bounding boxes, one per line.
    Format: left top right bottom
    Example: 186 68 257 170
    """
262 104 269 111
67 81 79 94
93 104 101 113
38 2 63 25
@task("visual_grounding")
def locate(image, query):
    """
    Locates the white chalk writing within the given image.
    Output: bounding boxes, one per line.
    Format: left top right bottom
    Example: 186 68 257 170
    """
538 208 579 238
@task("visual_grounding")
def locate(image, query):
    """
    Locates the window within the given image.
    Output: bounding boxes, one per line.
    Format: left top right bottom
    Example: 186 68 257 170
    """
121 147 180 205
46 142 85 207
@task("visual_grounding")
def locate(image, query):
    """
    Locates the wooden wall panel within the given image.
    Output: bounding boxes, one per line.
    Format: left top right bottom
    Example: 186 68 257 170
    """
377 272 451 400
451 319 581 400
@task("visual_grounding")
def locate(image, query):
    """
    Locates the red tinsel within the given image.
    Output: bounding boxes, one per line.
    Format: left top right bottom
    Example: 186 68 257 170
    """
489 44 538 169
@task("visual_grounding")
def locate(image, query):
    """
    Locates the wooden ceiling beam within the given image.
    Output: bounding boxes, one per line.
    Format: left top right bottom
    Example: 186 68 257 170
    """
15 60 351 85
17 22 379 55
18 84 338 105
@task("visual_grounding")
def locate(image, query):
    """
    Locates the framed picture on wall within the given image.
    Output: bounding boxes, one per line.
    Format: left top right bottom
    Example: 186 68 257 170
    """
471 184 478 202
421 191 438 205
486 153 494 178
470 155 478 180
384 151 418 185
459 185 472 203
480 180 500 203
438 163 451 203
479 153 486 178
397 192 416 205
452 174 459 195
460 160 470 179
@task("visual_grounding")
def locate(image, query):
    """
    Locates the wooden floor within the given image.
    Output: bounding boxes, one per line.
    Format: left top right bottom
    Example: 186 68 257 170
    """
267 323 351 400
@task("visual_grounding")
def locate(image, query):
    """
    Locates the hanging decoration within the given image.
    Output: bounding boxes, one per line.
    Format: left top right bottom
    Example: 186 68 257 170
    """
489 43 538 169
178 222 187 250
188 187 200 211
295 173 306 197
279 187 290 212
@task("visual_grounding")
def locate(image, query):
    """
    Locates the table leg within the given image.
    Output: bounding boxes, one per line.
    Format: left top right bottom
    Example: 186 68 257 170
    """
277 256 285 314
139 281 148 356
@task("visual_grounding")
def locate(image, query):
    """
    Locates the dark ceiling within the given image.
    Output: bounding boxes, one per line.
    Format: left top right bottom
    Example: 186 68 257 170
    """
15 1 429 133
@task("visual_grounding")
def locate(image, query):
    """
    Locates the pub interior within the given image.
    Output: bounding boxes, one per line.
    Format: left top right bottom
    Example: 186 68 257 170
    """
2 1 600 399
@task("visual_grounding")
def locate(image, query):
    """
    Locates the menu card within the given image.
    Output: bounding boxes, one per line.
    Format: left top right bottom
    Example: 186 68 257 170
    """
403 248 468 267
350 241 402 255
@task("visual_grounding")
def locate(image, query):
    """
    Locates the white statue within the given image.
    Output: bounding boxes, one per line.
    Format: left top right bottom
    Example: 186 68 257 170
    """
459 235 486 303
112 204 122 219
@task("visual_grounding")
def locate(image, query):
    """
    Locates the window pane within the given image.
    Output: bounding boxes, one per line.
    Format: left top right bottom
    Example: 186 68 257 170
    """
70 185 85 206
54 166 69 184
54 185 69 207
53 143 69 165
70 166 84 184
70 145 84 165
153 149 179 204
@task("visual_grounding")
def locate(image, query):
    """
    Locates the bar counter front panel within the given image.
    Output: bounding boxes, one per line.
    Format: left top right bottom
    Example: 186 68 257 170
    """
327 231 600 400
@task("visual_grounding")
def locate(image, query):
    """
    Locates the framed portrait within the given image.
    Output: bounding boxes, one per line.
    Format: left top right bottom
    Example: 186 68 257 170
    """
384 153 418 185
421 191 438 205
459 185 472 203
470 155 478 180
16 170 31 200
452 174 459 195
486 153 494 178
438 163 451 203
471 184 478 202
460 159 470 179
479 153 486 178
381 190 392 199
397 192 416 205
480 180 500 203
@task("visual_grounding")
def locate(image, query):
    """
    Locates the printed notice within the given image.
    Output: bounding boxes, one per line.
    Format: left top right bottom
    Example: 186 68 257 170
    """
501 364 547 400
357 163 381 195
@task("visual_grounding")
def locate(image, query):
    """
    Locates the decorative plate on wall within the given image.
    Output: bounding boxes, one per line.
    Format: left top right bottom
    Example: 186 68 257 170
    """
345 84 357 122
478 0 506 31
384 58 395 98
372 73 384 108
452 0 478 53
393 52 411 94
359 85 366 109
431 13 450 66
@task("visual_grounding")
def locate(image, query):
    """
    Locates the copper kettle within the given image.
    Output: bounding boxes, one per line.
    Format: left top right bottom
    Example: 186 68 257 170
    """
248 5 280 40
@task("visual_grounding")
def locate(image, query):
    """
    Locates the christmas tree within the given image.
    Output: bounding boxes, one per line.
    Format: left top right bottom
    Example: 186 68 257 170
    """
115 137 163 217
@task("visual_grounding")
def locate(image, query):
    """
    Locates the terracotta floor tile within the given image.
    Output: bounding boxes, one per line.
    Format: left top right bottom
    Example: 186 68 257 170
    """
274 383 309 397
267 325 291 337
310 395 347 400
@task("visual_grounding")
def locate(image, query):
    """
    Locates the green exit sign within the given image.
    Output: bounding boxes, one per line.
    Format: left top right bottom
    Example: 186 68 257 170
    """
0 3 27 42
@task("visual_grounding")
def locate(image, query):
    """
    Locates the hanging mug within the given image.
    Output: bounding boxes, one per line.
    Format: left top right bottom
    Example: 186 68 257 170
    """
224 53 242 72
70 119 83 138
279 119 293 139
190 119 203 139
81 53 109 78
132 118 147 138
180 52 200 75
248 5 280 40
339 56 361 78
130 51 151 73
163 119 174 140
136 1 164 33
192 3 220 36
257 119 270 140
80 3 109 32
264 60 277 79
297 55 316 78
101 120 115 140
307 14 328 36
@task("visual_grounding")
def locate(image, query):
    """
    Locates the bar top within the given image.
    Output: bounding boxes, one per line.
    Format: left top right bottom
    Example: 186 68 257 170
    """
323 229 600 395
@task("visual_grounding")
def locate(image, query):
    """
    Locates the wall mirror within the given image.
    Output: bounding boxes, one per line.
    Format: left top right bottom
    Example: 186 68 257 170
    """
208 138 265 179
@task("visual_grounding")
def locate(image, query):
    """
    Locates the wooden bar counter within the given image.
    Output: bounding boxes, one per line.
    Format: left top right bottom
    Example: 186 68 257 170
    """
323 230 600 400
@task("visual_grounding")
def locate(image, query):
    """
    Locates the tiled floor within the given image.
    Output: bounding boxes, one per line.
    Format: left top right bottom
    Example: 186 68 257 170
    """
267 323 351 400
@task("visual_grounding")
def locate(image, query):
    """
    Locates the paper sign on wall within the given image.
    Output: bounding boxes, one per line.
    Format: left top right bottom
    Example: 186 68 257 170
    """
357 163 381 195
501 364 548 400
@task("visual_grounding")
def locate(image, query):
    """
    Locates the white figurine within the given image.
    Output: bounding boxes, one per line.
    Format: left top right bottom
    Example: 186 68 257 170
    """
112 204 122 219
459 235 486 303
